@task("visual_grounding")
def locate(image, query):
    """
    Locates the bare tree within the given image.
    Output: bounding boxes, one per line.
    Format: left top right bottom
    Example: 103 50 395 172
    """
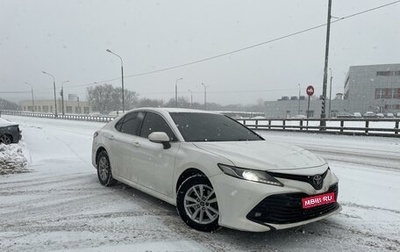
86 84 138 114
137 98 164 108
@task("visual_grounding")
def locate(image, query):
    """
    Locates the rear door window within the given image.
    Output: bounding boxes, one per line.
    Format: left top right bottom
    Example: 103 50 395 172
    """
115 111 145 136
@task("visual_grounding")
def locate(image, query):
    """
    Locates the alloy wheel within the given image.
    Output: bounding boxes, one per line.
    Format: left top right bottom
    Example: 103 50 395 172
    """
183 184 219 225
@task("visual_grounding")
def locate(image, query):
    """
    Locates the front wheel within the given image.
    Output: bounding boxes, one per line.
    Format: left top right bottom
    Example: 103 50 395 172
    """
176 174 219 232
97 150 117 187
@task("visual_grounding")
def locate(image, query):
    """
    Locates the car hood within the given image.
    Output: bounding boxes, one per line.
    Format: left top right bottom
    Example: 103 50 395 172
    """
192 140 326 171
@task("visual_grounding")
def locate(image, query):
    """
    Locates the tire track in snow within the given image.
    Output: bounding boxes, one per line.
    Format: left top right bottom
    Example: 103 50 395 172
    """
50 133 93 167
306 148 400 171
319 218 400 250
340 202 400 215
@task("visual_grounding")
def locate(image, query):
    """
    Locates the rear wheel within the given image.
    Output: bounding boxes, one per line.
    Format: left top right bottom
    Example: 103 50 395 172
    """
177 174 219 232
97 150 117 186
0 134 12 144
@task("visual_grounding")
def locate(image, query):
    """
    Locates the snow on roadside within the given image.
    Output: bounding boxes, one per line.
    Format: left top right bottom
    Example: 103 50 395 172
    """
0 117 29 175
0 117 18 126
1 115 400 251
0 142 29 175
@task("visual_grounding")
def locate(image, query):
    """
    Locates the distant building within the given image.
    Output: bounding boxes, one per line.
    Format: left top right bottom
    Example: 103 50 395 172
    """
344 63 400 114
264 63 400 118
19 98 92 114
264 95 347 119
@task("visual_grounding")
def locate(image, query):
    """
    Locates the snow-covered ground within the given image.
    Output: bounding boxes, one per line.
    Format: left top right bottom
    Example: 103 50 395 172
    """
0 115 399 252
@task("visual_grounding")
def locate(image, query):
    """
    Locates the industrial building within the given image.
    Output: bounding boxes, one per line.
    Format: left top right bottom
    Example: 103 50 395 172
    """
264 63 400 119
19 95 92 115
264 94 347 119
344 63 400 115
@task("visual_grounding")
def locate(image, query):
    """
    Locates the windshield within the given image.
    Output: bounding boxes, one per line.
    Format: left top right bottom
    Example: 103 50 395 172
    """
170 112 263 142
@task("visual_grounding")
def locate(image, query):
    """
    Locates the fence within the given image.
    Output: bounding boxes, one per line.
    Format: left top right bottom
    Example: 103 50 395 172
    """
1 110 114 123
2 110 399 137
239 118 400 137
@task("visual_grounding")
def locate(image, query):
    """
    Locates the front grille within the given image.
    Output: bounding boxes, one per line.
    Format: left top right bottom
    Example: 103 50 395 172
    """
268 169 329 190
247 184 339 225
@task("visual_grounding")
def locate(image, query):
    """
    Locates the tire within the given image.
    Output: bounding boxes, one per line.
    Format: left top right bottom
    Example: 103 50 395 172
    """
176 174 219 232
0 134 12 145
96 150 117 187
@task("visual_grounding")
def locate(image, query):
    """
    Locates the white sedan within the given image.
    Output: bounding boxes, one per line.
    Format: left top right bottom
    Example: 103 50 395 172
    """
92 108 341 232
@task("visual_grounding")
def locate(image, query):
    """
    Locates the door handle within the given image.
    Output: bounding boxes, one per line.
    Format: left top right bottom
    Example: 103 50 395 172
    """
105 134 114 140
132 141 140 147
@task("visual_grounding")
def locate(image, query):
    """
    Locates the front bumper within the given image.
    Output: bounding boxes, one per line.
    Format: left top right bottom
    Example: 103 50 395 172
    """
247 183 340 226
210 171 341 232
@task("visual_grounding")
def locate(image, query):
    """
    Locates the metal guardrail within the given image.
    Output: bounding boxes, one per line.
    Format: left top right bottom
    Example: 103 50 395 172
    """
2 110 399 137
239 118 400 137
1 110 115 123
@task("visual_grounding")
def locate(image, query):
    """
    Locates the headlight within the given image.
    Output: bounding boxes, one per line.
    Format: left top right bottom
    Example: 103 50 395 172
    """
218 164 283 187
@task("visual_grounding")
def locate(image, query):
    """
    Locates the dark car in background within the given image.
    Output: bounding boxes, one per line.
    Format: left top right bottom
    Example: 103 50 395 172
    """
0 119 22 144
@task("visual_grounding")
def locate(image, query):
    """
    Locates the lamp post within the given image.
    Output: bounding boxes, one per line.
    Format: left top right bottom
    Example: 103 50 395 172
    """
61 80 69 116
329 68 333 118
188 89 193 108
106 49 125 113
298 83 301 115
77 96 80 114
201 83 209 110
24 82 34 112
329 68 333 117
175 78 183 107
42 71 57 117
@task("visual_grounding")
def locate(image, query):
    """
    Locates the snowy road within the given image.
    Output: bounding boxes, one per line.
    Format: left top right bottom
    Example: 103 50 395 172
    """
0 115 399 252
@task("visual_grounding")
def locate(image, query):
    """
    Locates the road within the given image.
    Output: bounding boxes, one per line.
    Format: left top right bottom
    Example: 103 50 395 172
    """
0 115 399 252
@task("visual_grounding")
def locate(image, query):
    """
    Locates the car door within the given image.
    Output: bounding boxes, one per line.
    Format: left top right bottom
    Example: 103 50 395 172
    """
109 111 145 182
134 112 179 197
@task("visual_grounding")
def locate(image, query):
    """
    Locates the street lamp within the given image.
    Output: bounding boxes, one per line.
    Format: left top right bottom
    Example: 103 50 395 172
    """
201 83 209 110
329 68 333 118
175 78 183 107
42 71 58 117
298 83 301 115
61 80 69 116
188 89 193 108
106 49 125 112
24 82 34 112
77 96 80 114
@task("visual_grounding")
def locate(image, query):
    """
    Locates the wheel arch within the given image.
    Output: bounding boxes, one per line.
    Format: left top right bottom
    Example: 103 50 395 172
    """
95 146 107 166
175 168 208 193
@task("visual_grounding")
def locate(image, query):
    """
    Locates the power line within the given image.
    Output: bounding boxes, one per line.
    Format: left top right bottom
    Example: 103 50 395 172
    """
140 87 297 95
118 1 400 79
332 0 399 21
44 0 400 91
0 91 30 94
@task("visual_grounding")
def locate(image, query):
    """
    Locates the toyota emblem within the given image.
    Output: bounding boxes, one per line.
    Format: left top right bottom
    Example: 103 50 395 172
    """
312 175 323 189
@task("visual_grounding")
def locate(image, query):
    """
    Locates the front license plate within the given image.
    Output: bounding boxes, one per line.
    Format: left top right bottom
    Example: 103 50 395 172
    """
301 192 335 209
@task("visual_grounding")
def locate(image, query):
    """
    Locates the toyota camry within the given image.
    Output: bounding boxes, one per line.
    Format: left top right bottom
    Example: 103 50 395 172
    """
91 108 341 232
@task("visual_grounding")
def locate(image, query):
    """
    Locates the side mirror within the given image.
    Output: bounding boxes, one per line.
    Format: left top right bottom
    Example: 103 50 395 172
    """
148 132 171 149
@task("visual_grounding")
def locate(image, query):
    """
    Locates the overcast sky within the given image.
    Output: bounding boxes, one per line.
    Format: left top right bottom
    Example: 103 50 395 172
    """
1 0 399 105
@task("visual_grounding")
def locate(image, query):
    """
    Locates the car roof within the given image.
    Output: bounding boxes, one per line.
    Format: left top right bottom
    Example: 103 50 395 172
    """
126 107 220 116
